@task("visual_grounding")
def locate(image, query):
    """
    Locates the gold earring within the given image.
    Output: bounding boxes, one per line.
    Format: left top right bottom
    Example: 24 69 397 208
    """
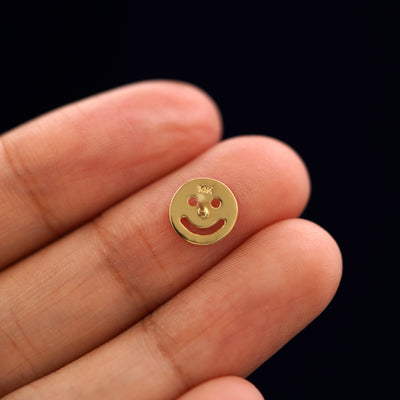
169 178 238 245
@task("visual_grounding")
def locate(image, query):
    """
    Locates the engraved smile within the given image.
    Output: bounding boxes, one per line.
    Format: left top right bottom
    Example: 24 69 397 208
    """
180 217 225 235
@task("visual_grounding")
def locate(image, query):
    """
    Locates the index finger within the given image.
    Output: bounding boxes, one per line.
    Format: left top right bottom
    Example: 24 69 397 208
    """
0 81 221 268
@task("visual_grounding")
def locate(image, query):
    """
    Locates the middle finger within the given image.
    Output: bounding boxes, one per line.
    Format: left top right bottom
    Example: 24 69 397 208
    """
0 136 309 396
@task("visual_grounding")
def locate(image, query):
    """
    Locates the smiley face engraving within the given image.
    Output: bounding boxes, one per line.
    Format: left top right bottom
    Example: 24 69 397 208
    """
169 178 238 245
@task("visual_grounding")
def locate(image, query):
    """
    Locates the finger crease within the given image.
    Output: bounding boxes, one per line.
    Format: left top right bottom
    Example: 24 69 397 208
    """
0 313 38 381
132 217 171 282
90 217 149 310
141 313 190 393
0 138 60 236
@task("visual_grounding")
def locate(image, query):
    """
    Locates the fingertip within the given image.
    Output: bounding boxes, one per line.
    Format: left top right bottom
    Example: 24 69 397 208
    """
265 218 343 316
255 135 311 217
121 79 223 144
210 135 311 221
295 218 343 307
177 376 265 400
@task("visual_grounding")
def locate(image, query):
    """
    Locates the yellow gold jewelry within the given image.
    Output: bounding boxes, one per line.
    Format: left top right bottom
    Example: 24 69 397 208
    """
169 178 238 245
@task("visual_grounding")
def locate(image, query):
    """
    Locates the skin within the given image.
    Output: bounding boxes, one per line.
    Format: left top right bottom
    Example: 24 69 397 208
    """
0 81 342 400
177 377 264 400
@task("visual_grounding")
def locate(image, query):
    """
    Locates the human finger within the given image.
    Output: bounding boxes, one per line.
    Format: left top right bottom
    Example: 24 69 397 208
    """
177 376 264 400
4 219 341 400
0 136 310 395
0 80 221 268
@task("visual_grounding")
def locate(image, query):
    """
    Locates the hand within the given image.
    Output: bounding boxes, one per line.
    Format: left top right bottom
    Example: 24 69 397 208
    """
0 81 342 400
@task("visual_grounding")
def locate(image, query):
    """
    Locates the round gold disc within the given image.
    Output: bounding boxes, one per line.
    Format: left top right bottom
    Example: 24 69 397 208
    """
169 178 238 245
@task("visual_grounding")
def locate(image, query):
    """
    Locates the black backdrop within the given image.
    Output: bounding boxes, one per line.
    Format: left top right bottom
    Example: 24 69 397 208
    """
0 2 396 399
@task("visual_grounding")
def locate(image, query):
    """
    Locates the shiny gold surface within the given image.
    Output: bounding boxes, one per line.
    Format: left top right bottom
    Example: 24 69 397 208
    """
169 178 238 245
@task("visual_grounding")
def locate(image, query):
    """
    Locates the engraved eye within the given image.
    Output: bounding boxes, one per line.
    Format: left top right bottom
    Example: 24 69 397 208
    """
211 198 221 208
188 196 198 206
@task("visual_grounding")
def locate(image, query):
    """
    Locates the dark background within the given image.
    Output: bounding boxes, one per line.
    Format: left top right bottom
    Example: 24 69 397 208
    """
0 2 396 399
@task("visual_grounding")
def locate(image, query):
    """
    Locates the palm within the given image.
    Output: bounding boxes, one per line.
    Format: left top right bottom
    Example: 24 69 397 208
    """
0 81 341 400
